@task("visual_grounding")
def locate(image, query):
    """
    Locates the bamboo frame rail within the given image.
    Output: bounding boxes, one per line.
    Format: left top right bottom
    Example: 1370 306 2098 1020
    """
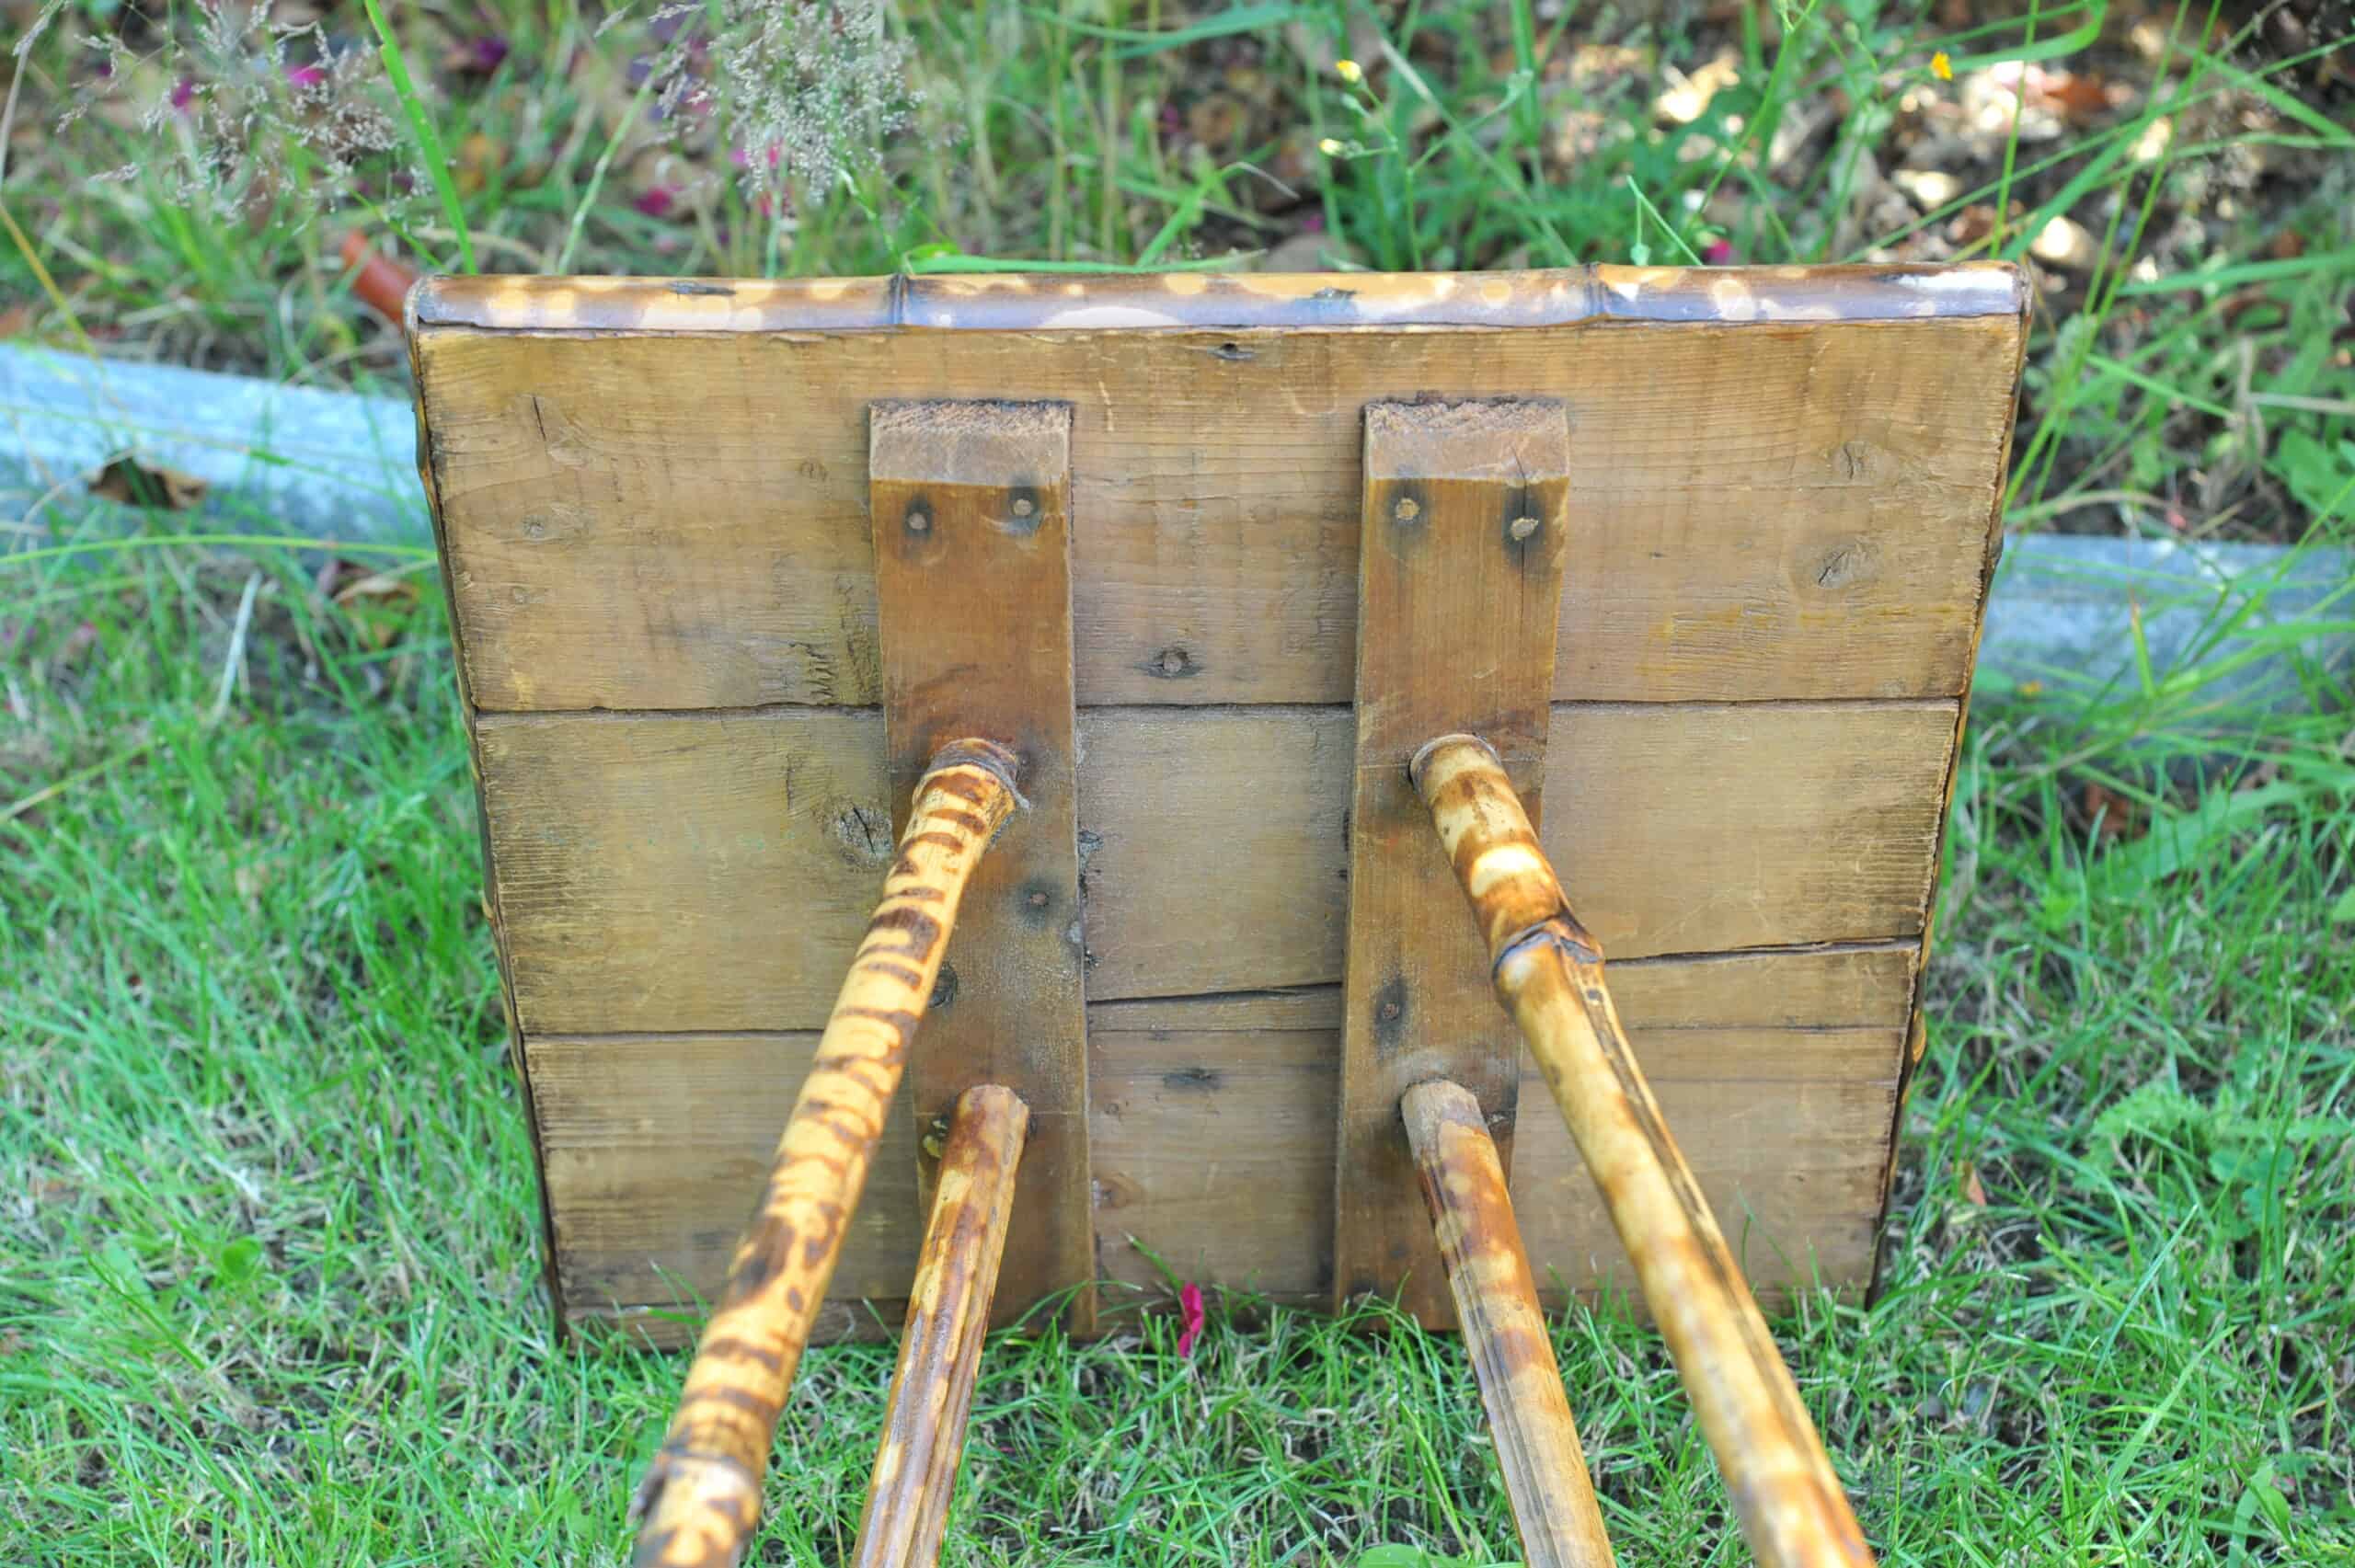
630 739 1023 1568
852 1084 1030 1568
1410 734 1877 1568
1403 1080 1616 1568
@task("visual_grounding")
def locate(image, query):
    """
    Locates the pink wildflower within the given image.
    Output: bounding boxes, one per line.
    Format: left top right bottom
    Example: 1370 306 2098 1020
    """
1176 1282 1206 1357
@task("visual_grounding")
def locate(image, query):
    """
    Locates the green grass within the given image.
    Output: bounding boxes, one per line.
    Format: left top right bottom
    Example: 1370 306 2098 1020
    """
5 2 2351 541
4 1 2354 1562
2 522 2350 1563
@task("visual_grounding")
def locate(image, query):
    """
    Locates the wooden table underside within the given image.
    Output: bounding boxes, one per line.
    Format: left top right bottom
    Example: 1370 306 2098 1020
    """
412 264 2027 1345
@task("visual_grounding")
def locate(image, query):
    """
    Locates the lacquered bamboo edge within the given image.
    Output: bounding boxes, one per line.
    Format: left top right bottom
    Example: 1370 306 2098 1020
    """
412 263 2026 335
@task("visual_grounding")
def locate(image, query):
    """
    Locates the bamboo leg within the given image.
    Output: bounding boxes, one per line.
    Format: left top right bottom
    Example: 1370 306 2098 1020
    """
1411 734 1877 1568
852 1083 1029 1568
1403 1080 1617 1568
630 740 1023 1568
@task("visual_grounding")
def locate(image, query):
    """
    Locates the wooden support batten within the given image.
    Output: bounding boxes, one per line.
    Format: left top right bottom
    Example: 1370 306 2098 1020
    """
1333 399 1575 1327
869 399 1095 1334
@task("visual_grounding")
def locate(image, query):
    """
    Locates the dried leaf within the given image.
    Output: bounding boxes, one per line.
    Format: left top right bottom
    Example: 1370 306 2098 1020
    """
87 457 208 511
1654 52 1740 126
454 132 500 198
1961 1165 1988 1207
2082 782 2146 842
332 570 422 606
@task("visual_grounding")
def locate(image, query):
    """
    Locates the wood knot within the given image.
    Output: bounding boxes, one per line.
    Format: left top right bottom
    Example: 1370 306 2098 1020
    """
828 802 894 864
1810 537 1878 590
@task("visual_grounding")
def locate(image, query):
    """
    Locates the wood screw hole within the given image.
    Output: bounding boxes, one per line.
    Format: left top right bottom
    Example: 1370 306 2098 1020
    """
904 507 931 534
1010 496 1036 519
1392 497 1421 524
1508 514 1541 541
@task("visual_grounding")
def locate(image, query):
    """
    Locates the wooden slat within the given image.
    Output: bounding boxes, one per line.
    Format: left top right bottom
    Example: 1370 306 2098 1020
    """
1335 399 1573 1325
415 313 2022 712
476 704 1951 1035
867 400 1092 1333
531 947 1912 1342
1095 1026 1901 1304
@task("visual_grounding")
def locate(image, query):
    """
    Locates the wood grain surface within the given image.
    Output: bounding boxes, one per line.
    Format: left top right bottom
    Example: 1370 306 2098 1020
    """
473 702 1954 1034
416 315 2020 712
534 946 1910 1344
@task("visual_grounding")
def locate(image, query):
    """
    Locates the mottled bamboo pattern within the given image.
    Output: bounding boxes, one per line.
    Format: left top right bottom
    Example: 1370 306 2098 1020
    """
630 740 1022 1568
1411 734 1876 1568
413 262 2024 336
852 1084 1029 1568
1403 1081 1616 1568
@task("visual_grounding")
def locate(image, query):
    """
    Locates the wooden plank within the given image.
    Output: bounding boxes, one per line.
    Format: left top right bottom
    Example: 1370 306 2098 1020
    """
867 400 1091 1334
521 950 1911 1343
476 704 1952 1035
414 311 2023 713
523 1031 925 1314
1334 399 1574 1324
1093 1025 1901 1303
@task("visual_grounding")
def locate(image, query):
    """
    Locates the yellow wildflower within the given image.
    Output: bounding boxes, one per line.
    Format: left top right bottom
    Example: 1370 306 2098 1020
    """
1318 137 1345 156
1931 51 1953 81
1336 58 1362 86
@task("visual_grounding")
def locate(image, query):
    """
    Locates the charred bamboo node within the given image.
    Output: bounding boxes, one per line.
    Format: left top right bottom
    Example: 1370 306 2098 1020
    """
1403 1079 1616 1568
628 743 1020 1568
920 736 1028 811
852 1083 1029 1568
1412 733 1877 1568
